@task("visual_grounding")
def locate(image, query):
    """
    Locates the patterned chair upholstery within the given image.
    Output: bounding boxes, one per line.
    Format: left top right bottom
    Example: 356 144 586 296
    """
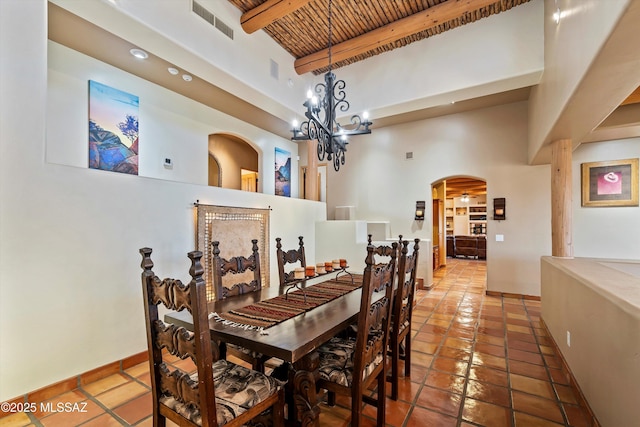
388 236 420 400
275 236 306 288
139 248 285 427
316 239 397 427
212 240 271 372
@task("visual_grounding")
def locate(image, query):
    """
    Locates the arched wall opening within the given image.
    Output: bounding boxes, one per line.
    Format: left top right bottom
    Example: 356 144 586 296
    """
208 133 260 192
208 154 221 187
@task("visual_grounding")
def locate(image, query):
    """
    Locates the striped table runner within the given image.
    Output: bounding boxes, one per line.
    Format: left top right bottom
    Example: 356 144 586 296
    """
210 275 362 332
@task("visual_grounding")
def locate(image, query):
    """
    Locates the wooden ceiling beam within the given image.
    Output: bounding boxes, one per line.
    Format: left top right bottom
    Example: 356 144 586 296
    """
621 86 640 106
294 0 498 74
241 0 314 34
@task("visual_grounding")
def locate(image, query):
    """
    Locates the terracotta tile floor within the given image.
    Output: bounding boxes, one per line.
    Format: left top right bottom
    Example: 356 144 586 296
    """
1 258 596 427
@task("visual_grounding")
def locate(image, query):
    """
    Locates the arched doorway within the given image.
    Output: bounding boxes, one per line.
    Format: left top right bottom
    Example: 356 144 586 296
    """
208 133 259 192
432 176 487 269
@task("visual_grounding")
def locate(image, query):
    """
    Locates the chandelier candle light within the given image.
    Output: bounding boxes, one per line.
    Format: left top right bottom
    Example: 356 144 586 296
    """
291 0 372 171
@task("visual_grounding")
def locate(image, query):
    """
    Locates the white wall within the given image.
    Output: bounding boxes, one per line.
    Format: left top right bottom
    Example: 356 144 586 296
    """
572 139 640 259
50 0 313 124
339 0 544 118
0 1 325 401
323 102 552 297
528 0 634 162
47 41 301 197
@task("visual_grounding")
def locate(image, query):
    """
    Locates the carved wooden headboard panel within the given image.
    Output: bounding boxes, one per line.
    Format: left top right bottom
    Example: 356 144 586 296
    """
196 204 270 301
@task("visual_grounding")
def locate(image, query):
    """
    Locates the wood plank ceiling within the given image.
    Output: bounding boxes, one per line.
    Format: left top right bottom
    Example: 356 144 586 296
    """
445 177 486 198
227 0 533 75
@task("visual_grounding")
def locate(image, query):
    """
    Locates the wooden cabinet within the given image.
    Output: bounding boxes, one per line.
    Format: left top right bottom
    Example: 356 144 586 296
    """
452 196 487 236
445 198 454 236
468 204 487 235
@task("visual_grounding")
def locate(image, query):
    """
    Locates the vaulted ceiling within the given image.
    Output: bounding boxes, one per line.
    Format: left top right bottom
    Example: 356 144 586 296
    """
227 0 533 75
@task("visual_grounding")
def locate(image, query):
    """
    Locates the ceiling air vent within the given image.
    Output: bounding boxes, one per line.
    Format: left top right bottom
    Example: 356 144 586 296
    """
192 0 234 40
405 152 414 160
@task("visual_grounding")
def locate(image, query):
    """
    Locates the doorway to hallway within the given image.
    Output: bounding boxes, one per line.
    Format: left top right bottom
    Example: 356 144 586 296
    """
432 177 487 269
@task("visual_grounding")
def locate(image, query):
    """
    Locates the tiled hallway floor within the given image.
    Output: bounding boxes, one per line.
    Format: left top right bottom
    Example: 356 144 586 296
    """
1 259 596 427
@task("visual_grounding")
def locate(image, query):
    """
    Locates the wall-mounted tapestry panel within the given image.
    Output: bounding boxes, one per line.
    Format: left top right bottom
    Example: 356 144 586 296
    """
88 80 139 175
196 204 270 300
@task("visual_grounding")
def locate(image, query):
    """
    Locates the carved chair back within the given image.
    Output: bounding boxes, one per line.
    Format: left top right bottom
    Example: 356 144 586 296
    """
393 236 420 334
354 240 398 424
316 238 398 427
365 234 399 290
356 239 397 364
211 239 270 370
211 239 261 300
140 248 219 426
275 236 306 286
140 248 285 426
388 236 420 400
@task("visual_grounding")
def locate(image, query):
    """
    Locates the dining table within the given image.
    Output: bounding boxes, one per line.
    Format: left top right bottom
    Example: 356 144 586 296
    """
165 271 365 427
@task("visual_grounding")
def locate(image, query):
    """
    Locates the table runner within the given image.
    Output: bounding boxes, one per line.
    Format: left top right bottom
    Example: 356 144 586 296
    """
209 275 362 333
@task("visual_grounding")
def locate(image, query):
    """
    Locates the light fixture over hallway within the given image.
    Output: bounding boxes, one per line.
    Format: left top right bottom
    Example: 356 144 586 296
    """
290 0 372 171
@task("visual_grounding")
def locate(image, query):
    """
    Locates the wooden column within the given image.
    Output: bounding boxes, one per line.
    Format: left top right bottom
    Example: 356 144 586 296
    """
551 139 573 258
305 140 319 201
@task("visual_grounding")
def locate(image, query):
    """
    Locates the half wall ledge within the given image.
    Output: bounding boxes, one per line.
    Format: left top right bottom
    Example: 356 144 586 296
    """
541 256 640 427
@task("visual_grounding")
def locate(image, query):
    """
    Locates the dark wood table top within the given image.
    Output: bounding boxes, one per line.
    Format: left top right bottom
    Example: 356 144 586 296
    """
165 280 363 364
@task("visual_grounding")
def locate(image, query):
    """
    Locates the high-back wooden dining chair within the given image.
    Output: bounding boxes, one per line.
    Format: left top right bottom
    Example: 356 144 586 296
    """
275 236 306 287
388 236 420 400
139 247 285 427
212 239 261 299
211 239 271 372
316 241 398 427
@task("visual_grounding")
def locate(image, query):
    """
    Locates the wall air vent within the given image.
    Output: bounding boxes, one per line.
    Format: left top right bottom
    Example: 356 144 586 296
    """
406 152 414 160
192 0 234 40
270 59 279 80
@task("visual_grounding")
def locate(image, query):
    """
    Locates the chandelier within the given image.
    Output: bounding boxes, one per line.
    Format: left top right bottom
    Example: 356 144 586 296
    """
290 0 372 171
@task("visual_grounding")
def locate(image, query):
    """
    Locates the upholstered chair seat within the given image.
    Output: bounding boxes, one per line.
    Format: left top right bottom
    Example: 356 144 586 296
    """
318 337 385 388
225 343 263 359
160 359 283 426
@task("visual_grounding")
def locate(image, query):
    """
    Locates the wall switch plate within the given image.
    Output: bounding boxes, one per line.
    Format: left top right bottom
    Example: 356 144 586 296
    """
567 331 571 347
164 158 173 169
496 234 504 241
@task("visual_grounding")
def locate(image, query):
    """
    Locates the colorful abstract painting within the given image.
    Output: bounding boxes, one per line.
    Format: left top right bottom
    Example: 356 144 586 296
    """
88 80 139 175
275 147 291 197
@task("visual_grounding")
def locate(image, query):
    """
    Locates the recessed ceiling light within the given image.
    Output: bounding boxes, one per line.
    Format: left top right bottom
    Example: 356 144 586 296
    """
168 67 179 75
182 74 193 82
129 48 148 59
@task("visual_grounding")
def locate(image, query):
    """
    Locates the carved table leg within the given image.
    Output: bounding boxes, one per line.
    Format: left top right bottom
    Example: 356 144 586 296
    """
288 351 320 427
